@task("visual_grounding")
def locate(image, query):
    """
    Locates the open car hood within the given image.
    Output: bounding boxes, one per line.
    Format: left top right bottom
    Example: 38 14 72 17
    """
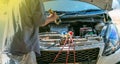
43 0 112 11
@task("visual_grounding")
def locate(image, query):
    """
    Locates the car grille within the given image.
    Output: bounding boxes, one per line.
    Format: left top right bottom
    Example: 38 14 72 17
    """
36 48 100 63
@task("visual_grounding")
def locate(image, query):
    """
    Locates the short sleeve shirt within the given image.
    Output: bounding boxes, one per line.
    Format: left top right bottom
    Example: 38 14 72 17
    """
2 0 46 55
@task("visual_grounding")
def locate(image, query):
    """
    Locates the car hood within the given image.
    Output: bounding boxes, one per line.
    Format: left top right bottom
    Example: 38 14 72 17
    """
44 0 107 21
44 0 112 11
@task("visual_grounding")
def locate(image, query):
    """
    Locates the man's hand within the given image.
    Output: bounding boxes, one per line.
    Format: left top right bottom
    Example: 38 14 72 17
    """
43 12 58 26
48 12 58 23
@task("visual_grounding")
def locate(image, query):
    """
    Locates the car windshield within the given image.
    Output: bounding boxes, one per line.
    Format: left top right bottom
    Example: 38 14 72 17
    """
44 0 105 15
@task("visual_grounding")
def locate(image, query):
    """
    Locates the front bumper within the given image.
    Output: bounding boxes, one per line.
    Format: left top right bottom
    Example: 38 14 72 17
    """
37 41 104 63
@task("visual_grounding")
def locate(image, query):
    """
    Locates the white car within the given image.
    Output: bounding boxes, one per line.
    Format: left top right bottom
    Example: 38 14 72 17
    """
36 0 120 64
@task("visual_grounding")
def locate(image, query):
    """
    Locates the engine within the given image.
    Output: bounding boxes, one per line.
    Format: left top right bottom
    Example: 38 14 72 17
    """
39 22 103 48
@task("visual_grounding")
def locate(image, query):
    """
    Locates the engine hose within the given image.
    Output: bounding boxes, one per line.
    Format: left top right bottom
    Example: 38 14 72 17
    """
53 37 68 63
73 43 76 64
53 36 76 64
66 39 71 64
71 38 76 64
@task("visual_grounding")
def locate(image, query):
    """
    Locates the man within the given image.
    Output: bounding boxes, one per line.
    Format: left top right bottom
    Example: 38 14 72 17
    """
0 0 58 64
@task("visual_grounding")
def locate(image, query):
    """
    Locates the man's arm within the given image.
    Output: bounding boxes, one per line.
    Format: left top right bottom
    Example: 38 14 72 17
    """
32 0 58 27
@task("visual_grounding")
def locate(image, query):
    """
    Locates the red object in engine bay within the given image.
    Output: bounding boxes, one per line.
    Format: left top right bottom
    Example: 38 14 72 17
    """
53 31 76 64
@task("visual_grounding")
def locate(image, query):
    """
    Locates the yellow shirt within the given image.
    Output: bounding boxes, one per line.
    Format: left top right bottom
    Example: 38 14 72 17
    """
1 0 46 55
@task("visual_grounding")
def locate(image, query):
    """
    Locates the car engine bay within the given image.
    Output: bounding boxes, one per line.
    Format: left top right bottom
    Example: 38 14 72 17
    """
38 20 105 63
39 21 104 47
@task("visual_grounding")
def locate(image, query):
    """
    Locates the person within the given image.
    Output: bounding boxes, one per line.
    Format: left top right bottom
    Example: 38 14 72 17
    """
0 0 58 64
